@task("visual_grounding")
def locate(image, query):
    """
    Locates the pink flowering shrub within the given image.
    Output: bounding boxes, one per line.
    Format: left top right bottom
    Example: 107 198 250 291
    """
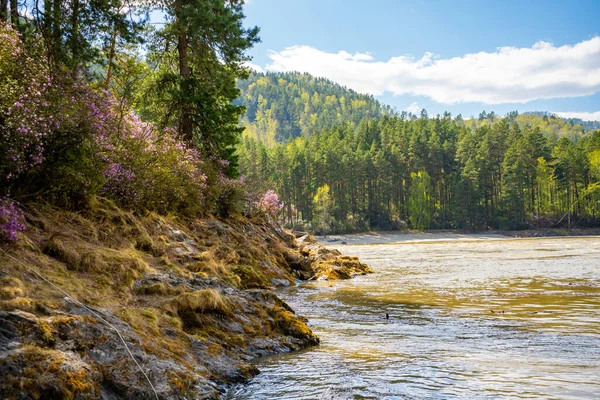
1 23 109 206
0 22 247 216
255 190 284 216
103 113 210 213
210 165 246 217
101 162 138 204
0 23 52 179
0 197 26 242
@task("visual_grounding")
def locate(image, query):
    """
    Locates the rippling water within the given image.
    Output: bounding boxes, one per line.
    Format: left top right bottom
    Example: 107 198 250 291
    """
226 234 600 399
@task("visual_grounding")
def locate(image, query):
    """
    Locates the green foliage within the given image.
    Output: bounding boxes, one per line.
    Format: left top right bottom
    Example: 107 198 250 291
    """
236 72 392 144
239 105 600 232
31 0 146 73
467 112 586 142
408 172 431 230
1 0 256 218
312 184 334 234
143 0 259 175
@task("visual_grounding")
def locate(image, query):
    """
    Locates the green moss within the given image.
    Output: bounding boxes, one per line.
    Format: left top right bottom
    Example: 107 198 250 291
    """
1 345 98 400
232 264 270 289
269 306 316 341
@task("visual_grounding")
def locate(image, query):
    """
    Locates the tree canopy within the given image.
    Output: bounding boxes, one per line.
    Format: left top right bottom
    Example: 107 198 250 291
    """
239 108 600 233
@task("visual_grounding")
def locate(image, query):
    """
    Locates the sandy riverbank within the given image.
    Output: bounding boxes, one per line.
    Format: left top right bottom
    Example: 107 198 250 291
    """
317 228 600 246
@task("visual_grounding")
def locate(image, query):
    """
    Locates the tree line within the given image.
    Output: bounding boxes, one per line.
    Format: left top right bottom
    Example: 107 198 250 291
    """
239 111 600 233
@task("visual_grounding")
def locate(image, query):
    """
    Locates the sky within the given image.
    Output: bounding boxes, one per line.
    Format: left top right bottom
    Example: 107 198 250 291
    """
242 0 600 120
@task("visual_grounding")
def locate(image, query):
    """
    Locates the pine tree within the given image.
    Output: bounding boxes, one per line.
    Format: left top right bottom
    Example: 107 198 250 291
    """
154 0 259 174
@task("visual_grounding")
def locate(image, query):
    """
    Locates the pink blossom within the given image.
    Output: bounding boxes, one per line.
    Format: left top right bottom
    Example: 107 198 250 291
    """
255 190 284 216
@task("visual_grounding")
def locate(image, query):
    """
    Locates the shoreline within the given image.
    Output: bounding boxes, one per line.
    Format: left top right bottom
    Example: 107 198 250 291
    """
317 228 600 246
0 203 372 399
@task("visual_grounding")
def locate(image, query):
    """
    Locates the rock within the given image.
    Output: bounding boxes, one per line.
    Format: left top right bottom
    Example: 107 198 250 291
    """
0 201 371 398
271 278 291 287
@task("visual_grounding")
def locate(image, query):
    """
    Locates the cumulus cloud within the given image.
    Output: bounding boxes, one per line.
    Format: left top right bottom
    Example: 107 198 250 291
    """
243 61 264 73
264 38 600 105
554 111 600 121
337 50 374 62
406 102 421 114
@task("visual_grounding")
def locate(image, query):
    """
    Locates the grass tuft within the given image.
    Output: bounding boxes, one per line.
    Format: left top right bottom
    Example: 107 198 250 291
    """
166 289 231 316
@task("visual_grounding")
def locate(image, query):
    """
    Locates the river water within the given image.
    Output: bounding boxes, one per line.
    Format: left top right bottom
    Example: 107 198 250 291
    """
226 233 600 399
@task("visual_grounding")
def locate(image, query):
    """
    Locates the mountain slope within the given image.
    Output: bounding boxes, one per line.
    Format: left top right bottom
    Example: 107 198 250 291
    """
465 111 588 141
523 111 600 132
235 72 392 145
237 73 598 147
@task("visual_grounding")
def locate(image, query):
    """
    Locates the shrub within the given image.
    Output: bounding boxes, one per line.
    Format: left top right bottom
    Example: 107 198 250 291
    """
255 190 284 217
0 21 247 217
0 197 26 242
1 23 112 206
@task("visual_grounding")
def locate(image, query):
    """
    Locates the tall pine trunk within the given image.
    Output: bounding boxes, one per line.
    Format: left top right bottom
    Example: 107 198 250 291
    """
71 0 80 73
52 0 61 64
1 0 8 22
104 28 119 89
175 0 193 144
9 0 17 27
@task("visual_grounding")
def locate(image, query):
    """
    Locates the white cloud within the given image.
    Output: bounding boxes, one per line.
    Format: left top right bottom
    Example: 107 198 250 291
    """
554 111 600 121
264 38 600 105
406 102 421 114
337 50 374 62
243 61 264 73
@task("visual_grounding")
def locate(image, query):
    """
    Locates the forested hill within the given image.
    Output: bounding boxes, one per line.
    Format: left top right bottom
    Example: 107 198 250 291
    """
236 72 600 233
465 111 588 142
235 72 392 145
523 111 600 132
239 114 600 233
236 72 596 147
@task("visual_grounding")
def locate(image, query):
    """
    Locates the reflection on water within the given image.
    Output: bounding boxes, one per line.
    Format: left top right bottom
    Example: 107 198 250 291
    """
226 235 600 399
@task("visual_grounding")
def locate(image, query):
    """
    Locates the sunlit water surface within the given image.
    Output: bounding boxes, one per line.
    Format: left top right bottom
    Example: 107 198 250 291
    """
226 234 600 399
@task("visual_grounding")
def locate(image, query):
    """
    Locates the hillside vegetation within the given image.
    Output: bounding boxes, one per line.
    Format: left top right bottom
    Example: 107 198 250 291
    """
240 112 600 233
236 72 600 233
465 111 587 141
236 72 392 145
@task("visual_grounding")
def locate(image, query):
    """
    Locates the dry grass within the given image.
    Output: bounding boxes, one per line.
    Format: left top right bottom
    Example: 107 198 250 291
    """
43 237 81 270
232 264 270 289
0 297 42 312
135 282 181 296
166 289 231 316
0 276 25 299
186 252 228 276
0 198 324 397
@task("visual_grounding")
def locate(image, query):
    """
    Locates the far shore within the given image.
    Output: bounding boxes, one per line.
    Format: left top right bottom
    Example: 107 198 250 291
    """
316 228 600 246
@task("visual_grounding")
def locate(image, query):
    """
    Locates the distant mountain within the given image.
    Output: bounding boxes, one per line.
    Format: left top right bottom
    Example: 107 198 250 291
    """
523 111 600 132
465 111 589 141
235 72 598 146
235 72 392 145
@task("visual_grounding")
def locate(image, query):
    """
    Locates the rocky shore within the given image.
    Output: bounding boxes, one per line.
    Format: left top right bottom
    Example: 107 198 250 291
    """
0 200 372 399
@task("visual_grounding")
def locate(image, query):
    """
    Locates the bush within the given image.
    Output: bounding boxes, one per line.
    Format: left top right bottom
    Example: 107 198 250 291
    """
1 23 112 206
0 197 26 242
0 21 247 217
254 190 284 217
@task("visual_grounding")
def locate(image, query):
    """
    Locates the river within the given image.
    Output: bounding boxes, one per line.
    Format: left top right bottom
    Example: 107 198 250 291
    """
226 233 600 399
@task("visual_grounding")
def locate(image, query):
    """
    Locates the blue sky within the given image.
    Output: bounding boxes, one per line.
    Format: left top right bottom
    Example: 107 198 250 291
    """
242 0 600 120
